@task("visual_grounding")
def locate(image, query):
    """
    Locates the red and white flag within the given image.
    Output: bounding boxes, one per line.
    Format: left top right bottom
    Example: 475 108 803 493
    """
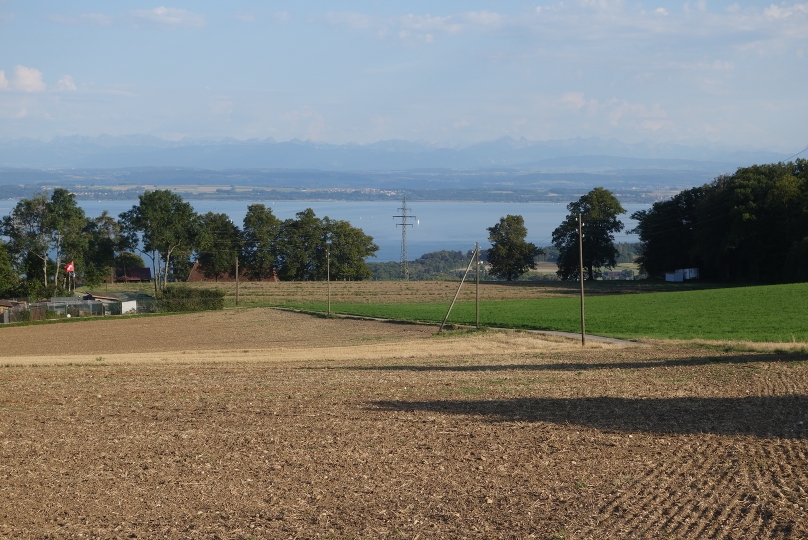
64 261 75 273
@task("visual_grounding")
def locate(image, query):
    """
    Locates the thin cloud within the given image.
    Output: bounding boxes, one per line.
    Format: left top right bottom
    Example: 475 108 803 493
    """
0 70 8 90
129 6 205 28
322 3 808 48
55 75 77 91
325 12 375 30
325 10 504 42
49 13 113 26
13 65 46 92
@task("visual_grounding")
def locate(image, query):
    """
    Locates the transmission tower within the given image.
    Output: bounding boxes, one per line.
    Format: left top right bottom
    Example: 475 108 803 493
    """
394 197 416 280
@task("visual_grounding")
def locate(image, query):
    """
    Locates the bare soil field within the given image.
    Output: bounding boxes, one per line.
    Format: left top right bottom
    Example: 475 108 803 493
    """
1 308 806 539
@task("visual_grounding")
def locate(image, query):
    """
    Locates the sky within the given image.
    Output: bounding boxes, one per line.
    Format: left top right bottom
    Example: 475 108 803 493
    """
0 1 806 151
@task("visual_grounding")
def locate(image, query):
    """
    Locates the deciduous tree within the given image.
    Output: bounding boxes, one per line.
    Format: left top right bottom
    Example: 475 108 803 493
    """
242 204 281 280
119 190 199 291
552 187 626 280
196 212 242 281
486 215 543 281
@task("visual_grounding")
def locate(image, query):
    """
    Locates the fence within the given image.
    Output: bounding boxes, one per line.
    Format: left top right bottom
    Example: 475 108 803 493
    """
4 301 122 323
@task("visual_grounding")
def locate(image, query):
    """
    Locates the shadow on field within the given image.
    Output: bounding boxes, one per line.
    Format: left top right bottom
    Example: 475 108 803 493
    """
371 395 808 438
338 352 808 373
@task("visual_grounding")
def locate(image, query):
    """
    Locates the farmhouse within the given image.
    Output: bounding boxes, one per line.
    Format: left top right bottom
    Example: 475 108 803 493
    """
113 267 152 283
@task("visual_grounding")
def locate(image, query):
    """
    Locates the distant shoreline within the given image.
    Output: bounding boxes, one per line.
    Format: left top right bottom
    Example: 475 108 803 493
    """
0 184 674 205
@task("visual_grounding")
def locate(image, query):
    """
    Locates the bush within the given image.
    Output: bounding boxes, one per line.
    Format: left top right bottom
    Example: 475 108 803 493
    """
157 286 225 312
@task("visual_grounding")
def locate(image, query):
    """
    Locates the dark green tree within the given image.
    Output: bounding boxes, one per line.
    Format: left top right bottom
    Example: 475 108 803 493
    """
0 240 19 297
242 204 281 280
274 209 377 281
630 187 704 277
275 209 324 280
487 215 543 281
552 187 626 280
119 190 199 292
1 193 51 287
631 159 808 282
79 210 123 288
196 212 242 281
321 217 378 281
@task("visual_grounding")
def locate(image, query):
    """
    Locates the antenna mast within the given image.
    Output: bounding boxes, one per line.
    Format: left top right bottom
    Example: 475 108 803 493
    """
394 197 416 280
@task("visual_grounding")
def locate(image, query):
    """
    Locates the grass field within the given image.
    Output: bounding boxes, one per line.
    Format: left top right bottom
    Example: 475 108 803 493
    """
272 282 808 343
82 279 808 342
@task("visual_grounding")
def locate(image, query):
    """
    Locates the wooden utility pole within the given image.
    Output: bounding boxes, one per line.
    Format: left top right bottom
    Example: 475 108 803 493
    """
440 248 477 333
235 255 240 306
475 242 480 329
327 248 331 316
578 213 586 347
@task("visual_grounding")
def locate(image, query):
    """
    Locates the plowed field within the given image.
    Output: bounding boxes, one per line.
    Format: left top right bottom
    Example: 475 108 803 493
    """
1 307 806 539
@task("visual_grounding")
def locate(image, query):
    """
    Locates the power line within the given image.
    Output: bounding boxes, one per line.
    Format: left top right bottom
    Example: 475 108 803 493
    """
784 143 808 162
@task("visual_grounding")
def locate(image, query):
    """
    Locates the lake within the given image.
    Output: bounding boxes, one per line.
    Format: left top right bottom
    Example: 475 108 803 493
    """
0 200 649 262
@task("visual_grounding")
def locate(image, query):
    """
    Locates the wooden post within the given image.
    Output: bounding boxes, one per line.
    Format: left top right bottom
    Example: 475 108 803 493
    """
327 248 331 316
235 255 239 306
475 242 480 329
440 248 477 332
579 213 586 347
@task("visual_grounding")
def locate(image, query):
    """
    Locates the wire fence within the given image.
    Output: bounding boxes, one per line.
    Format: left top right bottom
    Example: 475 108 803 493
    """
2 299 156 324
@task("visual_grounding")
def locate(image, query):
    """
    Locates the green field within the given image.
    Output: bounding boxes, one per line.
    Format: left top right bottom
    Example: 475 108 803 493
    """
281 282 808 342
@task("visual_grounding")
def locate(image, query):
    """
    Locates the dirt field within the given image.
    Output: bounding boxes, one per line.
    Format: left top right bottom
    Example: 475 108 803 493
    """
1 308 806 539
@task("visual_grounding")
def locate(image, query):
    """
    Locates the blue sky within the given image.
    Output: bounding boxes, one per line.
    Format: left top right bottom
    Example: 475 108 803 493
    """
0 1 806 151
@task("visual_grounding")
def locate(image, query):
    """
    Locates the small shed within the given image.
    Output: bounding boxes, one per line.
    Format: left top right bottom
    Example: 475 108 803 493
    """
83 291 156 314
0 300 25 324
665 268 699 282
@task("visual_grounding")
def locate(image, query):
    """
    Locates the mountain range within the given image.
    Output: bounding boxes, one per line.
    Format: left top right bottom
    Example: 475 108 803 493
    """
0 135 789 172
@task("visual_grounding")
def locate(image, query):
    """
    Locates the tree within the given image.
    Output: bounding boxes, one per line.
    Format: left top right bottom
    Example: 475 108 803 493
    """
552 187 626 280
1 194 51 287
486 215 543 281
82 211 125 288
196 212 242 281
321 217 379 281
273 209 378 281
631 159 808 283
275 209 324 280
630 187 704 277
119 190 199 292
242 204 281 280
46 188 87 288
0 240 19 297
1 189 87 291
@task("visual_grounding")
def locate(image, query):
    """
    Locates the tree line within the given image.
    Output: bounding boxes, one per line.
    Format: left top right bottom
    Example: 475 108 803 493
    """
631 159 808 283
10 161 793 298
0 189 378 298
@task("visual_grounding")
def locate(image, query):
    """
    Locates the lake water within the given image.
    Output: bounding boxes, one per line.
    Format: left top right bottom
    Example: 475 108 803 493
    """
0 200 649 262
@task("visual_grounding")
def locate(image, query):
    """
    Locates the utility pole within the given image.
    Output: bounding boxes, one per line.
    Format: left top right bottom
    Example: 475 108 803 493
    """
578 213 586 347
475 242 480 329
235 255 239 306
327 247 331 316
394 197 416 280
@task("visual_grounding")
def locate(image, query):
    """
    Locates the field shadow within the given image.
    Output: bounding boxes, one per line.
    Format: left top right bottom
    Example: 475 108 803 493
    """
371 395 808 438
337 351 808 373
